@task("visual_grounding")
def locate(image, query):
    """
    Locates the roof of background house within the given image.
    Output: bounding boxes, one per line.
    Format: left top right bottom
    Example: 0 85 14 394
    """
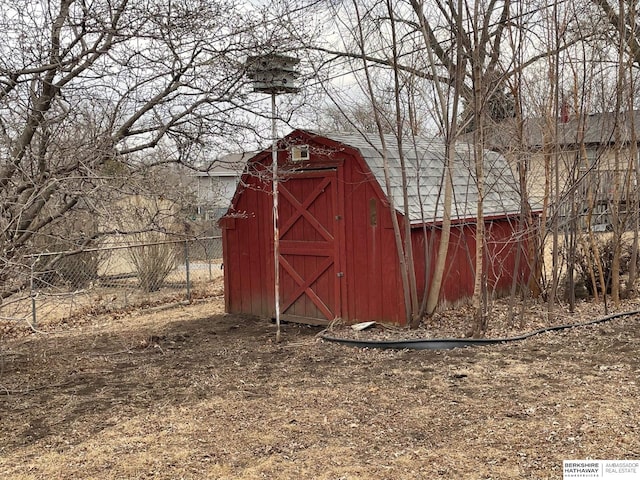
484 110 640 151
191 152 254 177
317 131 522 224
568 110 640 145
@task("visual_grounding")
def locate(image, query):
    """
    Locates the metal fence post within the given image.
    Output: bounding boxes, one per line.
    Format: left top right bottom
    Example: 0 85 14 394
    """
30 260 37 329
184 240 191 303
205 239 213 281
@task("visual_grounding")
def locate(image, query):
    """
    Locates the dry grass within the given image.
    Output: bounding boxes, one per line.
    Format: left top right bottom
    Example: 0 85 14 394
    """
1 296 639 479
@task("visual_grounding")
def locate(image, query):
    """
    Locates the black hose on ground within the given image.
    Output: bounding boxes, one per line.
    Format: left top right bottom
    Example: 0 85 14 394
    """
319 308 640 350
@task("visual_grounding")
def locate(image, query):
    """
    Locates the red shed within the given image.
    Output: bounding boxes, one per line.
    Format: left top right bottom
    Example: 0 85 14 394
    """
220 130 534 326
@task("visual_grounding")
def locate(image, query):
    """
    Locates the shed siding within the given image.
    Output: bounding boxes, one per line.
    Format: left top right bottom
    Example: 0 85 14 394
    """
485 219 529 295
411 218 530 307
412 225 473 306
341 151 405 324
223 170 273 318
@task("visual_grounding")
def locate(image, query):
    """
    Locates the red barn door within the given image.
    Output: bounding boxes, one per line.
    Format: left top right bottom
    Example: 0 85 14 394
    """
277 169 342 324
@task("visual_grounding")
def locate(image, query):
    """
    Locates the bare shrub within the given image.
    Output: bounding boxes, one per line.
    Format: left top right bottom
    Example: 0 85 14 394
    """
30 213 104 290
128 235 177 292
32 250 103 290
572 236 638 298
55 250 104 289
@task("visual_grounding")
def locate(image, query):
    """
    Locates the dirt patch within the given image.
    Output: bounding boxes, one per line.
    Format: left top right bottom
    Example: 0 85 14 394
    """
1 297 639 479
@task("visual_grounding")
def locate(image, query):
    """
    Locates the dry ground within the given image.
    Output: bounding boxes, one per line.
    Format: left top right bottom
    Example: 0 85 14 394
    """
1 295 639 479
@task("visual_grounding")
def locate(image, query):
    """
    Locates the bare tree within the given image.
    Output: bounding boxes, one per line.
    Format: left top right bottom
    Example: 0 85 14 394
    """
0 0 309 298
310 0 542 333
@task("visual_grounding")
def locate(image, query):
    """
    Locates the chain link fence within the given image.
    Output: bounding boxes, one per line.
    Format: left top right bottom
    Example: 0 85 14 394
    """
0 236 223 336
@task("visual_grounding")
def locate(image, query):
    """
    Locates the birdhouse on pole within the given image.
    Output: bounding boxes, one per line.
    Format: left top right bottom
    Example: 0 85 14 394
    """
245 54 300 94
244 53 301 343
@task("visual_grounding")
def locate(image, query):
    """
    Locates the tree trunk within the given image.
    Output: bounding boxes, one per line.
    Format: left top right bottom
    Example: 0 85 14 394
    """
425 146 454 316
470 36 487 338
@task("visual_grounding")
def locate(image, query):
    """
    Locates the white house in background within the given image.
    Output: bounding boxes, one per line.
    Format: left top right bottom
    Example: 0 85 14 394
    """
188 152 253 220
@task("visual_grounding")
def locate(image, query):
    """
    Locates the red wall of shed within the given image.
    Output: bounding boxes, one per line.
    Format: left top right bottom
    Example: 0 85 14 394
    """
222 166 274 318
411 217 531 307
339 151 406 324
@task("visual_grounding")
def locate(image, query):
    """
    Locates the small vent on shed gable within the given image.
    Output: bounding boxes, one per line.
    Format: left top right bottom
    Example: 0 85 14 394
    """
291 145 310 162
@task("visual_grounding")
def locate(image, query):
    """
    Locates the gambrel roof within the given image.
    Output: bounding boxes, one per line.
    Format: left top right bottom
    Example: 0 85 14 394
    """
318 132 522 224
